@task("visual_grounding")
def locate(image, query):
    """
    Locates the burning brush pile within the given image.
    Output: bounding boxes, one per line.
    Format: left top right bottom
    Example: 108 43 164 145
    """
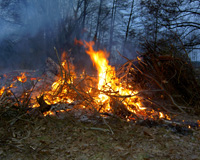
0 40 200 131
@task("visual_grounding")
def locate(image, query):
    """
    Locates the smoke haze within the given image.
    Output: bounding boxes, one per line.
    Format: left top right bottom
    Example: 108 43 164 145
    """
0 0 70 70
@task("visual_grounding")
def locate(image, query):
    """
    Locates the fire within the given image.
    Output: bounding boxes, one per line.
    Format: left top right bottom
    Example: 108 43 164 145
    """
43 111 55 116
79 40 169 120
159 112 164 119
42 77 74 105
0 82 15 97
0 40 173 121
41 52 75 107
0 86 5 95
197 120 200 127
30 78 37 81
17 72 27 83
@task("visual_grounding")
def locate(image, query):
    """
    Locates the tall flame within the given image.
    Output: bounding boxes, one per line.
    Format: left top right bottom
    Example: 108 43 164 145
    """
78 40 171 120
84 41 112 88
82 41 139 112
83 41 118 112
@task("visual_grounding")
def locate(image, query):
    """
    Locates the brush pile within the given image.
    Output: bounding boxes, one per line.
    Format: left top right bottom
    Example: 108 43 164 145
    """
124 43 200 115
0 41 200 128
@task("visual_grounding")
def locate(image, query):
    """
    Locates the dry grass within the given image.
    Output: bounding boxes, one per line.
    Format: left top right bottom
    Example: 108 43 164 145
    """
0 111 200 160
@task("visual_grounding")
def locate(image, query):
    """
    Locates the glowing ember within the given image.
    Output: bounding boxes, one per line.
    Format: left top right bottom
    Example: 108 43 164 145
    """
197 120 200 127
30 77 37 81
159 112 165 119
0 82 15 97
17 72 27 83
0 86 5 95
43 111 55 116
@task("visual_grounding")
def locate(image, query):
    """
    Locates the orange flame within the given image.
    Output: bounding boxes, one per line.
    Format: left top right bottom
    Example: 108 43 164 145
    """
82 41 142 112
17 72 27 83
0 86 5 95
30 78 37 81
43 111 55 116
77 40 171 120
0 82 15 97
197 120 200 127
41 52 75 106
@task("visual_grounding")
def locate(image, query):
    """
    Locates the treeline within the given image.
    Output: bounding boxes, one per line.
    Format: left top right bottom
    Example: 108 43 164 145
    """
0 0 199 69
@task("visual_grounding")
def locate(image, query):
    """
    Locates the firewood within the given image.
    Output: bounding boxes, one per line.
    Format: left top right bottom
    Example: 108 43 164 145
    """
36 95 51 113
45 57 60 76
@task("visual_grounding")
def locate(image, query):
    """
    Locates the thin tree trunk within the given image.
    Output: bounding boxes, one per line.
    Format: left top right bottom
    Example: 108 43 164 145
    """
123 0 134 53
109 0 117 53
154 9 158 51
74 0 83 39
82 0 87 29
125 0 134 43
94 0 103 43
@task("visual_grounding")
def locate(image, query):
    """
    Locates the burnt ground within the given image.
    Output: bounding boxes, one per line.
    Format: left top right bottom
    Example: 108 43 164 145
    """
0 111 200 160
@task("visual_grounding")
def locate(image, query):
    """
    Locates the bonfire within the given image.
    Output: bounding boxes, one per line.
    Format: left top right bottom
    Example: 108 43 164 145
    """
0 40 200 132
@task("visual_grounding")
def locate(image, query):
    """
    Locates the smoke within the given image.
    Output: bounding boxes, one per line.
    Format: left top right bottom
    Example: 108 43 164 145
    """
0 0 63 41
0 0 70 70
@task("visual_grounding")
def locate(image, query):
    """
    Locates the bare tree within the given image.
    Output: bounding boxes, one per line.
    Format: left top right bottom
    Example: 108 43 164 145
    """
94 0 103 42
124 0 134 44
108 0 117 53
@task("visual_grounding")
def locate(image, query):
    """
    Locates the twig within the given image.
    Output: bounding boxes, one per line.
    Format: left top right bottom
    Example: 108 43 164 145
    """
9 113 28 126
102 117 114 135
85 127 110 132
54 47 63 78
10 90 21 107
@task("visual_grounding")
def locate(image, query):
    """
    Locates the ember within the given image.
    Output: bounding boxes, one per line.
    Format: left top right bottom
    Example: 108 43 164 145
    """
17 72 27 83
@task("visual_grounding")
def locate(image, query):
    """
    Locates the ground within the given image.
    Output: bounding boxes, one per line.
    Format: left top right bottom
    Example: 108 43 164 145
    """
0 111 200 160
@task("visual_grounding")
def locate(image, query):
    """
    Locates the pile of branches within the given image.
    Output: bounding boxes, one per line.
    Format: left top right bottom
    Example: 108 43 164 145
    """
1 46 200 136
117 43 200 115
37 48 200 120
1 43 200 124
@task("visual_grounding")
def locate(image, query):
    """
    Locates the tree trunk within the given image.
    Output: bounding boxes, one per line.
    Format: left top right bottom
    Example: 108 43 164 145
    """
154 9 158 51
123 0 134 53
82 0 87 29
109 0 117 53
94 0 103 43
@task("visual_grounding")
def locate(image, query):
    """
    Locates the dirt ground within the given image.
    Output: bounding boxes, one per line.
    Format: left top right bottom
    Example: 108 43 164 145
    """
0 111 200 160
